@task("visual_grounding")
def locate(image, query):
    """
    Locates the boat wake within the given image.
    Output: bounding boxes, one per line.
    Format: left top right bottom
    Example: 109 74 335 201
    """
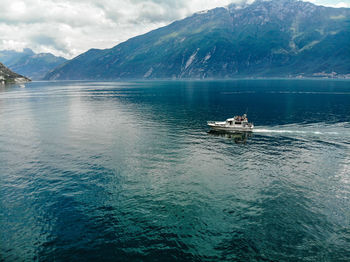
253 123 350 138
253 128 339 136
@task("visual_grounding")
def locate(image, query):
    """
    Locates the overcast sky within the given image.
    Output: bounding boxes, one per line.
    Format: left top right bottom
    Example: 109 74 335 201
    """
0 0 349 59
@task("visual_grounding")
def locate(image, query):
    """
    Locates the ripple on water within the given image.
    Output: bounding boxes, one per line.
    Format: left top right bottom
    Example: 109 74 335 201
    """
1 80 350 261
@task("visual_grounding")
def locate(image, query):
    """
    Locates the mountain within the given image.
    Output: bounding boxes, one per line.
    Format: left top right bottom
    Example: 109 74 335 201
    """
0 48 67 80
45 0 350 80
0 62 30 84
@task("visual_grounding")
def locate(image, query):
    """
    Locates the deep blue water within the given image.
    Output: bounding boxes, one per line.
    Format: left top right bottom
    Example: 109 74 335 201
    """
1 79 350 261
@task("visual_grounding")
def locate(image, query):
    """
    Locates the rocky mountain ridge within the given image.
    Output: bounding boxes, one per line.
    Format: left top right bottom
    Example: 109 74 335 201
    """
0 48 67 80
45 0 350 80
0 62 31 84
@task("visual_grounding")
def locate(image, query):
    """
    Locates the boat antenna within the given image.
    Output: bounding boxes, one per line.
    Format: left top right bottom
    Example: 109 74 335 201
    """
245 108 248 115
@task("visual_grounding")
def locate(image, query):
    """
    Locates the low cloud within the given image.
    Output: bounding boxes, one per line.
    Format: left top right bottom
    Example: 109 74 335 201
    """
306 0 350 8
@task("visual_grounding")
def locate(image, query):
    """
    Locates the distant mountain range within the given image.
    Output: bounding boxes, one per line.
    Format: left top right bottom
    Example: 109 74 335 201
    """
0 48 67 80
44 0 350 80
0 62 30 84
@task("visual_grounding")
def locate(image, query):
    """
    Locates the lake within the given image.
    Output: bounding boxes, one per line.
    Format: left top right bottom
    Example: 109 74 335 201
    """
1 79 350 261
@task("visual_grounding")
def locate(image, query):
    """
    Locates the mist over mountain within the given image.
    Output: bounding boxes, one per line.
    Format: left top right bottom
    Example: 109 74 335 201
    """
0 49 67 80
45 0 350 80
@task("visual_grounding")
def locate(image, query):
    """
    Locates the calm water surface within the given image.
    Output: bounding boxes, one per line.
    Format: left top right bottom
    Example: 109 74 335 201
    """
1 80 350 261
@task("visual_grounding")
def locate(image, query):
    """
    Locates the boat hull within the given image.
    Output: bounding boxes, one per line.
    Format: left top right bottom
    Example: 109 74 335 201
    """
208 125 253 132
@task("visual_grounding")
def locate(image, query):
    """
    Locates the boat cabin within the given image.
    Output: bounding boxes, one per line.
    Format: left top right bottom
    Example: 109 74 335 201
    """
227 114 248 126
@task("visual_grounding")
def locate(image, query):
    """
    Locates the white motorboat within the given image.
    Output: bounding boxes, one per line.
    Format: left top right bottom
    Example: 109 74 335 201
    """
207 114 254 132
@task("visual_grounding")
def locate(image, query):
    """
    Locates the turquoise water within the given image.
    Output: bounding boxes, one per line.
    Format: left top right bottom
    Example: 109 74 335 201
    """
1 80 350 261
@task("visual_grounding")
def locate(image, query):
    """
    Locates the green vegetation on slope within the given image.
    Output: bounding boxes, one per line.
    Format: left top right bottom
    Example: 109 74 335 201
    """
0 62 31 84
45 0 350 80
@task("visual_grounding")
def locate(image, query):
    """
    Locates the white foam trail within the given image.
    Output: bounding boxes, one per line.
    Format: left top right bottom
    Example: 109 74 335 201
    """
253 129 339 135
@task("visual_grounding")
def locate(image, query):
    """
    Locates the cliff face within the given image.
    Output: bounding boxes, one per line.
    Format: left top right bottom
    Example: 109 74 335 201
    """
0 62 31 84
45 0 350 80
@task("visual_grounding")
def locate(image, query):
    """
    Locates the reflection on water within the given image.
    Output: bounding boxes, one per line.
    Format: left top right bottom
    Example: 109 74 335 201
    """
208 130 252 144
1 80 350 261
